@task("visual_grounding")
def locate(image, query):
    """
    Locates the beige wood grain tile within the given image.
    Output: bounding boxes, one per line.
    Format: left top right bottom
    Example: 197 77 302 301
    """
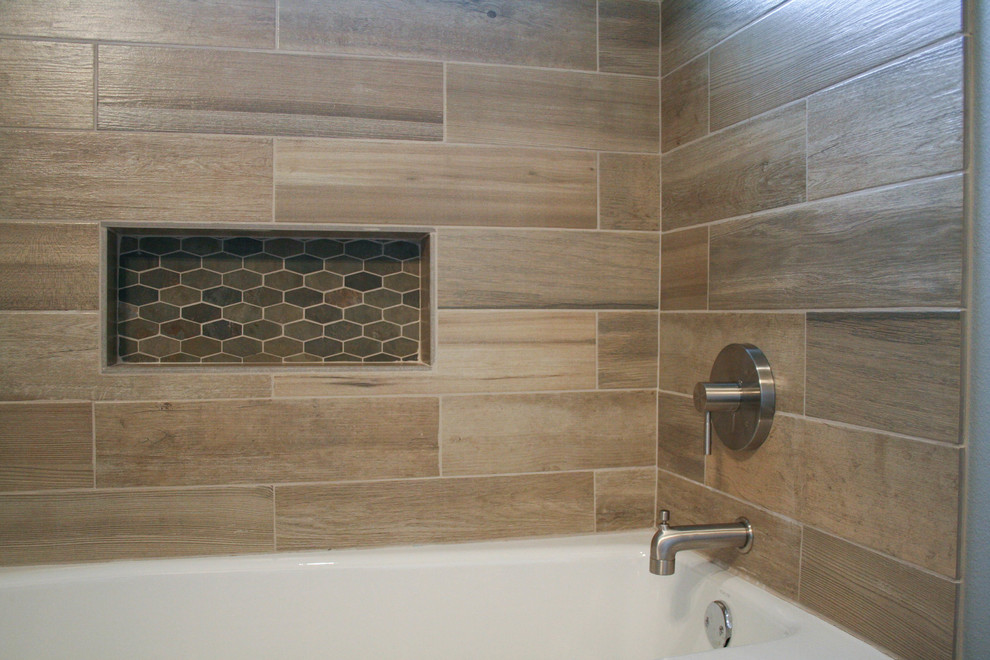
706 414 802 518
441 391 655 475
279 0 597 71
659 312 805 413
661 102 806 230
656 469 801 599
275 473 595 550
709 175 964 310
438 229 659 309
599 153 659 231
0 313 271 401
0 223 99 310
0 403 93 492
96 398 438 487
807 38 964 200
446 65 658 152
595 468 656 531
657 393 705 482
708 416 961 577
0 486 273 565
0 0 275 47
598 0 660 77
660 0 787 76
98 46 442 141
661 55 708 152
598 312 658 389
275 141 596 228
660 227 707 310
807 313 961 443
0 130 272 222
800 528 957 660
0 40 93 129
709 0 962 130
273 311 597 397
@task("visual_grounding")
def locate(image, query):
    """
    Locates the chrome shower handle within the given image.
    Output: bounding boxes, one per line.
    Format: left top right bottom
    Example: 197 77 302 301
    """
692 344 775 455
694 381 761 455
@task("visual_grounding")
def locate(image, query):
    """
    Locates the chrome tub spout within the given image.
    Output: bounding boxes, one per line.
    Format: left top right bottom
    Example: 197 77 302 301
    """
649 510 753 576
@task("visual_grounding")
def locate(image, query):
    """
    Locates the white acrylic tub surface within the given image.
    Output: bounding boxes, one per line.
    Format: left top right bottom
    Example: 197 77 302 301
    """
0 531 889 659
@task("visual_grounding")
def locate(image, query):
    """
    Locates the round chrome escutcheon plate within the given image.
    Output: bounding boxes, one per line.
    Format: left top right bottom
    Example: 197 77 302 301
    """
704 600 732 649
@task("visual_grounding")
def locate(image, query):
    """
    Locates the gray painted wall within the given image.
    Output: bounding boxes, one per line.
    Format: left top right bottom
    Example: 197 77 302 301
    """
964 1 990 657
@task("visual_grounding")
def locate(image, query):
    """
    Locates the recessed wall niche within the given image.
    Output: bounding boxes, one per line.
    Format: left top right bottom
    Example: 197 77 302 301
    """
105 227 432 367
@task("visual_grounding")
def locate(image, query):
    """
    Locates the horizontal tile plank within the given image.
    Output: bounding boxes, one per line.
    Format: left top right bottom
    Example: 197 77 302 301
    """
0 486 273 565
0 0 275 48
598 311 658 389
273 311 597 397
660 227 708 310
659 312 805 413
709 175 964 309
0 130 272 222
275 141 596 228
0 313 271 401
656 469 801 599
599 153 659 231
661 54 709 152
0 40 93 129
95 398 438 487
807 313 961 443
657 393 704 482
709 0 962 129
98 46 442 141
660 0 786 75
446 65 658 152
0 403 93 492
708 416 961 576
662 102 806 230
275 473 594 550
0 223 99 310
441 391 656 475
599 0 660 76
438 229 659 309
595 468 656 531
800 528 957 660
807 38 964 200
279 0 597 70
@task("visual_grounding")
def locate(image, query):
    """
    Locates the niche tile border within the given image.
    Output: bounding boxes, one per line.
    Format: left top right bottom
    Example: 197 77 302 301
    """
104 226 433 368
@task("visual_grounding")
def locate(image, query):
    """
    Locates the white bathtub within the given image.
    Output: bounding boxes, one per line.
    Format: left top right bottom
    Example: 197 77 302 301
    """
0 531 888 659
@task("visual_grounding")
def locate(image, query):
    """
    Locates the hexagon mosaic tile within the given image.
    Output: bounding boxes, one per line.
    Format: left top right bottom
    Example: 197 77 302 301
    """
111 233 427 365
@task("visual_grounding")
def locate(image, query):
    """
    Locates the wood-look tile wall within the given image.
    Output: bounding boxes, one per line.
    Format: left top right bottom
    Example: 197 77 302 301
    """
658 1 966 658
0 1 971 658
0 0 658 569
